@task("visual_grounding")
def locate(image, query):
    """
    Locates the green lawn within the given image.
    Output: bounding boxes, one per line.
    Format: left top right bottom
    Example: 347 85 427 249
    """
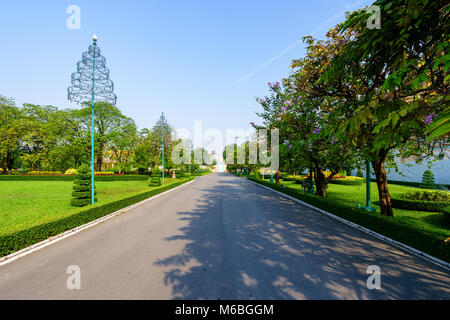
0 178 177 236
280 180 450 240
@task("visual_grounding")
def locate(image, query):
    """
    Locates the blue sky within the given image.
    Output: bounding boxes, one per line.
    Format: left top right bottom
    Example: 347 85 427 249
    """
0 0 372 147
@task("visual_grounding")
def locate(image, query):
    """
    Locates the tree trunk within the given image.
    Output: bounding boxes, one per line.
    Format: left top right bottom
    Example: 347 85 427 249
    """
275 171 280 185
314 166 327 197
371 157 393 217
1 162 7 175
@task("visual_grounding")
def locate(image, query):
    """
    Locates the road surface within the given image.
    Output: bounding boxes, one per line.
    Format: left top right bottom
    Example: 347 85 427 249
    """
0 173 449 299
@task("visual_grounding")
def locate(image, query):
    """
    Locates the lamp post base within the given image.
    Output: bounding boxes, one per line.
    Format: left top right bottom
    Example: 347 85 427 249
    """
356 204 376 212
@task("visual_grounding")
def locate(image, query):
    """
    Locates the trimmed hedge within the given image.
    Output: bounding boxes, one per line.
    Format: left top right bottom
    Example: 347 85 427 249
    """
0 178 194 257
330 179 365 186
283 176 305 182
0 175 148 182
370 178 450 189
391 198 450 213
443 206 450 223
248 177 450 263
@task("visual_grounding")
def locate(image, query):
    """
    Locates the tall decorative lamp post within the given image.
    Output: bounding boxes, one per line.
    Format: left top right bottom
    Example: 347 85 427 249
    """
156 112 168 185
68 35 117 205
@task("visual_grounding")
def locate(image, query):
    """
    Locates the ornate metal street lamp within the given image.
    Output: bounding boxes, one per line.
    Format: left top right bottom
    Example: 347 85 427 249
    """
156 112 168 185
68 35 117 205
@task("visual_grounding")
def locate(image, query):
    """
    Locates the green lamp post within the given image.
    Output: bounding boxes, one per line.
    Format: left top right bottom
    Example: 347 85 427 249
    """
362 160 376 212
156 111 168 185
68 35 117 205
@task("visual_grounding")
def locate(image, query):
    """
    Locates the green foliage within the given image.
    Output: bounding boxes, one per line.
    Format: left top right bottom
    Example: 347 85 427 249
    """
0 175 148 182
356 168 364 178
391 198 450 213
400 190 450 202
149 168 161 187
329 178 365 186
443 206 450 223
71 164 96 207
0 178 193 257
421 170 436 189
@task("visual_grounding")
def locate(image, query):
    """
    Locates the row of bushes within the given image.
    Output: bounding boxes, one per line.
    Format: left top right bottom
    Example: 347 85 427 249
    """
390 198 450 213
0 177 194 257
329 178 365 186
283 175 365 186
0 175 149 182
247 177 450 263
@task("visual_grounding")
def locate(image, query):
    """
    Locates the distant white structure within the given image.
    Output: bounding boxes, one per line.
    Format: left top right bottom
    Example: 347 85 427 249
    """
211 150 225 173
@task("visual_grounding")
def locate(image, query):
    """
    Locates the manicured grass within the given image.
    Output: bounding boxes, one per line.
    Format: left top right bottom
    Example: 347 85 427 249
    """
249 177 450 262
0 179 177 237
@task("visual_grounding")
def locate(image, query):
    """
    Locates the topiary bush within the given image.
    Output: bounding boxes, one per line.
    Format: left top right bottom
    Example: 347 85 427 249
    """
421 170 436 189
71 164 96 207
149 168 161 187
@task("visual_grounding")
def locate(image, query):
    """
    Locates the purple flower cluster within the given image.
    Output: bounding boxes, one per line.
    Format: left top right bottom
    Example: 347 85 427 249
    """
330 135 337 145
312 127 321 134
284 99 293 107
268 82 280 90
424 113 437 125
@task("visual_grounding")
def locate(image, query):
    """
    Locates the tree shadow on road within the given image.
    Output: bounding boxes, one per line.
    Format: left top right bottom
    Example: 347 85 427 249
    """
154 175 450 300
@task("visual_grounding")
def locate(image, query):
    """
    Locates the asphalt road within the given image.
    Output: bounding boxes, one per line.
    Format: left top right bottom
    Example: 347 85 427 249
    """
0 173 449 299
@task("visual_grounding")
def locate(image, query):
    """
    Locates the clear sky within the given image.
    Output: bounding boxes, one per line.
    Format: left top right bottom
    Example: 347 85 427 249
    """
0 0 372 150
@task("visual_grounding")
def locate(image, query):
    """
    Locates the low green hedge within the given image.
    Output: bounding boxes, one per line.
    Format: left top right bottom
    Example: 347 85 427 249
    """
248 177 450 263
0 175 148 181
0 177 194 257
370 178 450 189
443 206 450 223
283 176 304 182
391 198 450 213
330 179 365 186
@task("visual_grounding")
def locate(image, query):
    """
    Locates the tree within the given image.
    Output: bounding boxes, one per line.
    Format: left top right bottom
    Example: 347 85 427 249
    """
255 40 360 196
0 95 23 174
76 102 137 171
321 0 449 216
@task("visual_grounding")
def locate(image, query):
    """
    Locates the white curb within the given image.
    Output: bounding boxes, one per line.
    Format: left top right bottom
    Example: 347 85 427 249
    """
247 179 450 272
0 178 197 267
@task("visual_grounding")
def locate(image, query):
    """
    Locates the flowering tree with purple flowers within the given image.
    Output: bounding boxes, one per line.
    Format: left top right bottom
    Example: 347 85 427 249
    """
320 0 448 216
